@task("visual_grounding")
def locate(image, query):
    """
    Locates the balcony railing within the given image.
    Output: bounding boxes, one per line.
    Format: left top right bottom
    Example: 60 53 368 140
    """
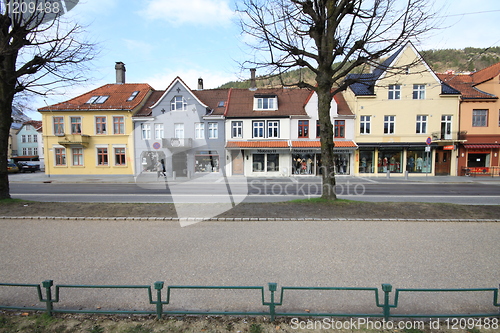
431 131 467 141
57 134 90 147
162 138 192 149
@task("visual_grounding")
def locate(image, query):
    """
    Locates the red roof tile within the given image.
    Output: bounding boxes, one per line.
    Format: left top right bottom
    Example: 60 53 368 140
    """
438 63 500 100
38 83 153 112
193 89 230 116
292 140 357 148
225 88 311 118
226 141 290 148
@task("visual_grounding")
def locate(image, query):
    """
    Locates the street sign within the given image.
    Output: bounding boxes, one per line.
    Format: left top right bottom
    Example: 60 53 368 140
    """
152 142 161 150
426 137 432 145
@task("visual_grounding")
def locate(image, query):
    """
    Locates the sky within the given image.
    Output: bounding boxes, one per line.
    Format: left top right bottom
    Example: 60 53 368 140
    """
22 0 500 119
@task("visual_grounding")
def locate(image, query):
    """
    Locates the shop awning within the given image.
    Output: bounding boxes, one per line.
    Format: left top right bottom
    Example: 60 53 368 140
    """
226 141 289 149
463 144 500 149
291 140 357 148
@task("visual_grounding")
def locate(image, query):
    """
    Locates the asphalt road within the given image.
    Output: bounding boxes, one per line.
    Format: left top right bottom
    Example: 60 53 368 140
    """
10 180 500 204
0 219 498 316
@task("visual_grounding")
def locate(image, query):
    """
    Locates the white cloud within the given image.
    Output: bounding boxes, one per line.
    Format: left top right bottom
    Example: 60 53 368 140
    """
139 0 234 26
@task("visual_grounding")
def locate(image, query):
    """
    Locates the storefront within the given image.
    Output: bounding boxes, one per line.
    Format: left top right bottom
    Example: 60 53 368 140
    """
356 143 436 176
459 143 500 175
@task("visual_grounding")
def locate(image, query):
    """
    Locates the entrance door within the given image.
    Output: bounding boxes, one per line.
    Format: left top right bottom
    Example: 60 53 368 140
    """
232 151 244 175
435 150 451 175
172 152 187 176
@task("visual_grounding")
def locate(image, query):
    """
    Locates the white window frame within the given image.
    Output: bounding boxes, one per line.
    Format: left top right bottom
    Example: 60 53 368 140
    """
195 123 205 139
154 123 164 140
171 96 187 111
231 121 243 138
267 120 279 138
360 115 371 134
388 85 401 100
413 84 426 100
253 120 265 138
208 122 218 139
416 115 427 134
384 115 395 134
174 123 184 139
141 123 151 140
254 96 278 110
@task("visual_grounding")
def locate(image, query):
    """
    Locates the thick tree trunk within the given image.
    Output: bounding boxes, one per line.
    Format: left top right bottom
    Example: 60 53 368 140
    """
0 100 13 200
317 84 336 200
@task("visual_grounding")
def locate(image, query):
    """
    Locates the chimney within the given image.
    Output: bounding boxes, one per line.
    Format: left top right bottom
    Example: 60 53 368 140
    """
249 68 257 91
198 78 204 90
115 62 126 84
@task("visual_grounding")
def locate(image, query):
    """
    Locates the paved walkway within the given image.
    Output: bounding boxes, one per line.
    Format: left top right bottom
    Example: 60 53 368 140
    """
0 219 498 316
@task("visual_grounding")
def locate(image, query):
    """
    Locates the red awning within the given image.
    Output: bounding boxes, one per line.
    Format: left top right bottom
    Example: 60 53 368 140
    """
226 141 289 149
463 144 500 149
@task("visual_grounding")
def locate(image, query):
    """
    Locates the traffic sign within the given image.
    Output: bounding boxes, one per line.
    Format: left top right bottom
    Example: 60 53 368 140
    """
426 137 432 145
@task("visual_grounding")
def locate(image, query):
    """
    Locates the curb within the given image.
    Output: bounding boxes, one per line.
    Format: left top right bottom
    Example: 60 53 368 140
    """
1 216 499 222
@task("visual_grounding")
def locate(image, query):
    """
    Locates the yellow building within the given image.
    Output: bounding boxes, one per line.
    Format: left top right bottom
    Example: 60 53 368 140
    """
344 42 462 176
39 64 153 176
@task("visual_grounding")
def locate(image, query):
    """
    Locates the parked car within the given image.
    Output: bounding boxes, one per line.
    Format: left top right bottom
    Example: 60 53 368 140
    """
17 162 40 173
7 163 19 173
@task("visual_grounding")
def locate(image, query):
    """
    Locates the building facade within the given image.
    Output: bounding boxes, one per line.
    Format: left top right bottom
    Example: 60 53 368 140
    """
438 63 500 175
13 120 42 163
39 63 153 176
133 77 227 179
344 42 462 176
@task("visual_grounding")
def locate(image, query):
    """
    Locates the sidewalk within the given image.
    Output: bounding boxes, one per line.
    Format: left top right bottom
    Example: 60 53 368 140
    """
8 171 500 184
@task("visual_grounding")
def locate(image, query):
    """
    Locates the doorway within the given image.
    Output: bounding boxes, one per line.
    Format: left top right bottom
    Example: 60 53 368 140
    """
172 152 187 176
435 150 451 175
232 151 244 175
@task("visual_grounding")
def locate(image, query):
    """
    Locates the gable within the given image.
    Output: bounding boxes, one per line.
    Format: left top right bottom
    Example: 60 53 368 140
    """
149 77 208 111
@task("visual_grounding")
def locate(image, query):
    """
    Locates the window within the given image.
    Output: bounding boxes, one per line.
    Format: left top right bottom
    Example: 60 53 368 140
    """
253 121 265 138
27 135 32 143
55 148 66 165
71 117 82 134
171 96 187 111
155 124 164 140
53 117 64 135
253 154 265 172
33 135 37 143
72 148 83 166
86 95 109 104
208 122 218 139
95 117 107 134
334 120 345 138
22 147 27 155
113 116 125 134
21 135 26 143
253 154 279 172
388 85 401 100
298 120 309 138
231 121 243 138
33 147 37 155
267 120 279 138
416 115 427 134
141 123 151 140
218 101 225 107
195 123 205 139
360 116 371 134
114 148 126 165
472 109 488 127
266 154 279 172
384 115 395 134
127 91 139 101
255 96 277 110
97 148 108 166
174 123 184 139
316 120 320 138
413 84 426 99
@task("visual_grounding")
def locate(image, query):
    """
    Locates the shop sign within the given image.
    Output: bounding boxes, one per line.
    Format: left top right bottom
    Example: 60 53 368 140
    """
292 149 318 153
257 149 277 153
443 145 455 150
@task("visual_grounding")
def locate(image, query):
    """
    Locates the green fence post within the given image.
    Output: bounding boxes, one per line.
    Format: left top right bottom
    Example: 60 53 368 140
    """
381 284 392 321
268 283 277 322
42 280 54 316
154 281 164 319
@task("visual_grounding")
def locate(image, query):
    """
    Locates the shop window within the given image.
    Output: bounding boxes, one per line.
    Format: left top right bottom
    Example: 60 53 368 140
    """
292 154 316 175
252 154 265 172
195 151 219 172
378 149 402 173
467 153 489 168
359 149 374 173
407 148 432 173
298 120 309 138
335 153 349 174
267 154 279 172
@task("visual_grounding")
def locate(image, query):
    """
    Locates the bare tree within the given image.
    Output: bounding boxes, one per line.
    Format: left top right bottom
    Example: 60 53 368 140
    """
238 0 437 199
0 0 96 199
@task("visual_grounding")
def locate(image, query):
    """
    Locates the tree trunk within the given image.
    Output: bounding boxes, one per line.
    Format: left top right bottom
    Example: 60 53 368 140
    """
0 100 13 200
317 84 336 200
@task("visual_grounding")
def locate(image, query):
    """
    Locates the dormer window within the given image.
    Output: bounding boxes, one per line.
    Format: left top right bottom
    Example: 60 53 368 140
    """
127 91 140 101
254 94 278 110
86 95 109 104
171 96 187 111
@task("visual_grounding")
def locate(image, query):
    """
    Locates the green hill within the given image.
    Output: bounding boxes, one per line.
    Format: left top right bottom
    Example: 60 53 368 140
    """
219 47 500 89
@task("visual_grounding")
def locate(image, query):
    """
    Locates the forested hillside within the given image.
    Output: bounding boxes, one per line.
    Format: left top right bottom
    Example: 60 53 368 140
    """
219 47 500 89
